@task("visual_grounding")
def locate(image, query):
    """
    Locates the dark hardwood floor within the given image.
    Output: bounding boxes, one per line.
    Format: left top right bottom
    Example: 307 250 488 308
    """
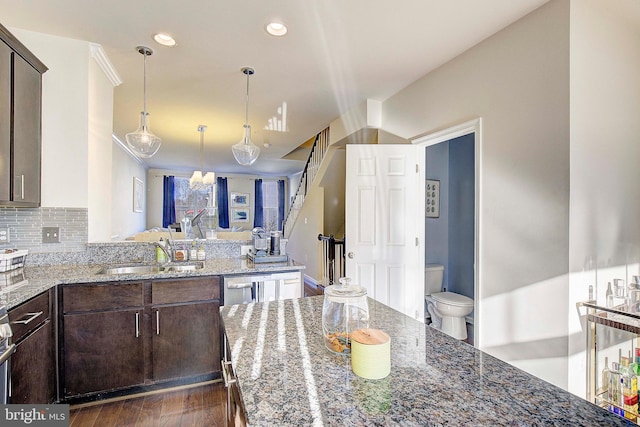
68 381 227 427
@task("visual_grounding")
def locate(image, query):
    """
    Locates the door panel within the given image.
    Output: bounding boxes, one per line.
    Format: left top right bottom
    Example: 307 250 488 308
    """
12 54 40 205
0 43 10 202
63 309 144 396
152 301 220 382
346 145 425 320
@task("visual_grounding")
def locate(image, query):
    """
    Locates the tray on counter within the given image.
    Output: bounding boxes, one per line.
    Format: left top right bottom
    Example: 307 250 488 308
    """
247 252 288 263
0 249 28 272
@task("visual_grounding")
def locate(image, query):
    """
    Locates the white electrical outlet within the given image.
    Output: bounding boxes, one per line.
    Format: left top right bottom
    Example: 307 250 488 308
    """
0 227 9 243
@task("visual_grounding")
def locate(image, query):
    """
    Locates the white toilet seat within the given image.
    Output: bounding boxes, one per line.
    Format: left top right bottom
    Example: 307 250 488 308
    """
431 291 473 307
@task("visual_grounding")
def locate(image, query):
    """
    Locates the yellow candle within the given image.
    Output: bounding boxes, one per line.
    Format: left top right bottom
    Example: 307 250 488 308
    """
351 328 390 380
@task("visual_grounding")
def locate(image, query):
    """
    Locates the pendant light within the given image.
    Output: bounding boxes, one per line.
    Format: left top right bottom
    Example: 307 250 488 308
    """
190 125 215 190
126 46 161 158
232 67 260 166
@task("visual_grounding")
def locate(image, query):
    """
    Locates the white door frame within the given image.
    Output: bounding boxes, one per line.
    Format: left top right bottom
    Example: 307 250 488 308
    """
411 118 482 348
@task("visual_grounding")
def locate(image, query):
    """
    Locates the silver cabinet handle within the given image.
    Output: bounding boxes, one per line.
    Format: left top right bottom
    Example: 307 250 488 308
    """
348 252 355 259
11 311 43 325
14 174 24 200
221 360 236 387
135 312 140 338
0 343 15 365
156 310 160 335
227 281 253 289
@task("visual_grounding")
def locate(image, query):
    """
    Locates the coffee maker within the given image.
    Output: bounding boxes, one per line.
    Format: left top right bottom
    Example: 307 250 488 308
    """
248 227 287 263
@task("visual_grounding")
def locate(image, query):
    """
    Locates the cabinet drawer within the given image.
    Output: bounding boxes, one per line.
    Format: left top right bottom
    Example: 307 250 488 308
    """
152 277 220 305
9 289 50 343
63 282 143 313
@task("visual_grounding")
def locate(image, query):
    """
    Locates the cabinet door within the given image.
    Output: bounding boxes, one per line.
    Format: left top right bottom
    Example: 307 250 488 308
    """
152 301 220 382
63 309 144 397
12 53 41 205
10 319 55 404
0 42 10 202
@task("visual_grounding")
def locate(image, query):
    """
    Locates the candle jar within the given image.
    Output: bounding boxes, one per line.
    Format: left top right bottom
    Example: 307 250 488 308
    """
322 277 369 354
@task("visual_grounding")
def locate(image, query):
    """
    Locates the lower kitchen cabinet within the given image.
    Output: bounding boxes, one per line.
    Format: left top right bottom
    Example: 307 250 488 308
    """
152 300 220 381
151 277 221 382
63 309 145 396
8 289 56 404
61 281 145 398
60 276 221 400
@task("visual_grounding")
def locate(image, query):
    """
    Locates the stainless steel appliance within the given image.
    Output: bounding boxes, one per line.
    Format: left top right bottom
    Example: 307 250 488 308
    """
0 305 15 404
223 271 302 305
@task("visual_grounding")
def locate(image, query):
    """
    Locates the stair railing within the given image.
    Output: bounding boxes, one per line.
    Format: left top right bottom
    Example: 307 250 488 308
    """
283 127 329 237
317 234 345 287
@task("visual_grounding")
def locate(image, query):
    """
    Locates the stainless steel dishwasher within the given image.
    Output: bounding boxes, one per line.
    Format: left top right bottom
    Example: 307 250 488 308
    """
223 271 302 305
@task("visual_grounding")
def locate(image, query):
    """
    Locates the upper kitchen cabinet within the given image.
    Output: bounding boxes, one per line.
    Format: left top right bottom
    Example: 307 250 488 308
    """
0 23 47 207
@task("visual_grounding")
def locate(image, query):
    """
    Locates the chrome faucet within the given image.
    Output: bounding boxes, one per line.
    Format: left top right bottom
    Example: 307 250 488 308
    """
153 242 173 264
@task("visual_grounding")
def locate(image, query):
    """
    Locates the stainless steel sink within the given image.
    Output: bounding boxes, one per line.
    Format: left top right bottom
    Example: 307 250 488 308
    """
97 265 161 275
97 261 205 275
161 261 205 272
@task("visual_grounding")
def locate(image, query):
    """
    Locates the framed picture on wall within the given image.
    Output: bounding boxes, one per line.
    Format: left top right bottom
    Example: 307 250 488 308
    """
231 208 249 222
133 177 144 213
426 179 440 218
231 192 249 207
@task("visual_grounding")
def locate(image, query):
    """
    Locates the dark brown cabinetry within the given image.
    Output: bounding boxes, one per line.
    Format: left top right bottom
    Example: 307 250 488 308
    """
61 282 144 398
60 276 221 400
152 277 221 382
0 23 47 207
8 289 56 404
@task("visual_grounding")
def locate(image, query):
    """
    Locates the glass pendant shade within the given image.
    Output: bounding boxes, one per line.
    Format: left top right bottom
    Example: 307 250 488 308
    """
126 46 161 159
126 112 161 158
232 124 260 166
233 67 260 166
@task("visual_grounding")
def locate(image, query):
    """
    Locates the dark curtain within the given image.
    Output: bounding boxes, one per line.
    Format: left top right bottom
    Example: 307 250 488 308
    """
254 179 263 228
217 177 229 229
277 179 285 231
162 176 176 228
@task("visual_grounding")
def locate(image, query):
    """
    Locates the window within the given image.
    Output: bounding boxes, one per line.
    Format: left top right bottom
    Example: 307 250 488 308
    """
173 177 216 230
262 180 279 232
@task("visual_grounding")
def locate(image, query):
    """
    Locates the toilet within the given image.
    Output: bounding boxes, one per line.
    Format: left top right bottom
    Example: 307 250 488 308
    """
425 264 474 340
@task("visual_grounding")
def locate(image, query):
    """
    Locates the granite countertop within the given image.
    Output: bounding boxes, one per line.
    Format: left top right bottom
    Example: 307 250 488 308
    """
221 296 633 426
0 258 304 309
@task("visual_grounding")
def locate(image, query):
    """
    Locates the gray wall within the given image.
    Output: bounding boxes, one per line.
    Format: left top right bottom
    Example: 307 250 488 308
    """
425 141 449 289
425 135 475 300
383 0 571 388
447 134 475 299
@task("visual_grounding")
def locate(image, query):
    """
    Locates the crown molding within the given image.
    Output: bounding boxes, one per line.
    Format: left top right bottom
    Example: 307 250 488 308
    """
90 43 122 87
112 134 144 165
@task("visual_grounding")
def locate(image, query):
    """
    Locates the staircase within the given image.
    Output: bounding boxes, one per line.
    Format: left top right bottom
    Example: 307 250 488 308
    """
282 127 330 238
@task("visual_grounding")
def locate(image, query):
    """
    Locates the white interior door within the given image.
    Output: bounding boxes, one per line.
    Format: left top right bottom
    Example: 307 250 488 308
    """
345 144 425 320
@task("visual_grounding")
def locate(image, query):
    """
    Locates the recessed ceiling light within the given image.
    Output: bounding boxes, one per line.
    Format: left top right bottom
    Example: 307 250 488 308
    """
153 33 176 47
265 22 287 37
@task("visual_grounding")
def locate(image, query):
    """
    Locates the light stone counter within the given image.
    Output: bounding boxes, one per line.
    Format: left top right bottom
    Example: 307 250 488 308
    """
221 296 633 426
0 258 303 309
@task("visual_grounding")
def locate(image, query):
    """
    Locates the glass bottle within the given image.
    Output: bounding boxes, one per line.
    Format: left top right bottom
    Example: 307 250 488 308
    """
601 356 610 395
606 282 614 308
321 277 369 354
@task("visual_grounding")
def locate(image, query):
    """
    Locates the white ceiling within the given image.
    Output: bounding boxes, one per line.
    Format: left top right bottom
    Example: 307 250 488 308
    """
0 0 549 176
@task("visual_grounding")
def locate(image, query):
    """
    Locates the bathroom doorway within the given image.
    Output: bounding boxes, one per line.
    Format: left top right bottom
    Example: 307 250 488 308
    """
412 118 481 347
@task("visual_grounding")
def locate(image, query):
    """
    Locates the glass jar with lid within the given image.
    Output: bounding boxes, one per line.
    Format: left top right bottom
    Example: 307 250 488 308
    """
322 277 369 354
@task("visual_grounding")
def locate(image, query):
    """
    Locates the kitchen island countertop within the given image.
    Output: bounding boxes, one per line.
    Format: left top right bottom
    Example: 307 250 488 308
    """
221 296 632 426
0 258 303 309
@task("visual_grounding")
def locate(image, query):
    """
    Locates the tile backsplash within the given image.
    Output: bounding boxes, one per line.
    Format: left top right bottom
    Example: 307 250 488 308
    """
0 207 88 253
0 207 245 267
